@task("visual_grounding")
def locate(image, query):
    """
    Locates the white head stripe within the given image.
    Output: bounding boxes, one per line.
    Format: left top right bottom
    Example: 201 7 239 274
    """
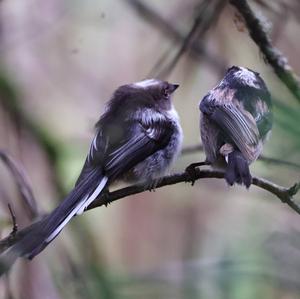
133 79 160 88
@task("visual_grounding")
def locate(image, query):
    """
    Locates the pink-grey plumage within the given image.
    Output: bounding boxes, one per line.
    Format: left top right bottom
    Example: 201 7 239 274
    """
199 66 272 188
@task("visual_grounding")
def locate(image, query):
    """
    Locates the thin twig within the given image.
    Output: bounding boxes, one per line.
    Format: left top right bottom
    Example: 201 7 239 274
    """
155 0 212 78
7 204 18 236
0 151 38 219
230 0 300 103
87 168 300 214
258 156 300 171
157 0 226 78
181 144 300 171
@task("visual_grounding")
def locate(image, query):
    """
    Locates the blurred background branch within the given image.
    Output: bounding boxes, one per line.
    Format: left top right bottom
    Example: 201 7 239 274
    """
0 0 299 298
126 0 227 77
181 144 300 171
0 73 66 198
0 151 38 219
153 0 226 78
230 0 300 103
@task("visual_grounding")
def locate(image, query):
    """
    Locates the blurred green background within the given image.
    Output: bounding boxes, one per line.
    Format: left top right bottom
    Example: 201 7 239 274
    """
0 0 300 298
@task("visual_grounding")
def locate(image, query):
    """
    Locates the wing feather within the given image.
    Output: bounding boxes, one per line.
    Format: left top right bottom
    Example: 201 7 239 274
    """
104 120 173 179
76 116 174 185
201 101 260 162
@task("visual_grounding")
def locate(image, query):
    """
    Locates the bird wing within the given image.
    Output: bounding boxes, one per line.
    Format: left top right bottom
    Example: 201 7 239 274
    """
75 128 108 187
104 118 174 179
201 100 260 162
76 116 174 185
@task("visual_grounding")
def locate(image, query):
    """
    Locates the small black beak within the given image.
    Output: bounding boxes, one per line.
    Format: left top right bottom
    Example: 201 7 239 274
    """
170 83 179 93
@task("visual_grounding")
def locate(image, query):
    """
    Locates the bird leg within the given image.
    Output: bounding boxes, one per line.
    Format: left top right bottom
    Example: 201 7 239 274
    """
100 187 112 207
185 161 211 186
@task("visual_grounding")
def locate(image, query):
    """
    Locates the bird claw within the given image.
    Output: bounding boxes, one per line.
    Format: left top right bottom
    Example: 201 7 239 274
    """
101 189 112 207
185 161 210 186
147 179 160 192
185 164 197 186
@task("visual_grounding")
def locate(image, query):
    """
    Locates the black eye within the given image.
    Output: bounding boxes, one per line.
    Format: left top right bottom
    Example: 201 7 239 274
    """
163 88 169 97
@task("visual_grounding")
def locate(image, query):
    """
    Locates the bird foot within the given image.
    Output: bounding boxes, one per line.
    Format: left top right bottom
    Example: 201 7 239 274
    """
146 178 161 192
101 188 112 207
185 161 210 186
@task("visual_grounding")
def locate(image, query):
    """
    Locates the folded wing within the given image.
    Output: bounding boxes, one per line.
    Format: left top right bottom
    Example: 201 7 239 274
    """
76 117 174 184
201 100 260 162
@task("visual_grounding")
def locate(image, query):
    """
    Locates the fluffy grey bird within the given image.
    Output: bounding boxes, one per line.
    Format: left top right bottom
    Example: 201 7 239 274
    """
4 79 183 262
199 66 272 187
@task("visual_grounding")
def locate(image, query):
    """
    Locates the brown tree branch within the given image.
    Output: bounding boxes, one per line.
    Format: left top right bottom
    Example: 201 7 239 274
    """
230 0 300 103
87 168 300 214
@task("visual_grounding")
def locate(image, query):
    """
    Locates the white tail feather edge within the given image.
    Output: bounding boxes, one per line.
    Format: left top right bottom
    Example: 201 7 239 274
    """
45 176 108 243
225 155 229 164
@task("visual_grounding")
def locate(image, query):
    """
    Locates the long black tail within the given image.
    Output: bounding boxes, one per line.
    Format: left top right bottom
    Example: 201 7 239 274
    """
225 150 252 188
5 168 107 261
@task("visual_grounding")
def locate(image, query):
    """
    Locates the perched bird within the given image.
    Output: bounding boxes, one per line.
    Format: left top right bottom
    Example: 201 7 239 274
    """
4 79 183 262
199 66 272 188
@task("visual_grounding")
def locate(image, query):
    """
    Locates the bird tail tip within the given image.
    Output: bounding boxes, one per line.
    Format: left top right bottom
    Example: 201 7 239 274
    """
225 150 252 188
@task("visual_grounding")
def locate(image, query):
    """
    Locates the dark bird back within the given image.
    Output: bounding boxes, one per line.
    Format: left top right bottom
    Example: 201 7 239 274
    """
1 79 182 272
199 66 272 188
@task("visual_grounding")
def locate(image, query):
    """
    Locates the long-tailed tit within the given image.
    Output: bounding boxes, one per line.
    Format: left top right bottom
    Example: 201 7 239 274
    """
7 79 183 260
199 66 272 188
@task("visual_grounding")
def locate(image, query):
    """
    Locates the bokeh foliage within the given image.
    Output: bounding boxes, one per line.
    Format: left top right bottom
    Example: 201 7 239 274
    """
0 0 299 298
